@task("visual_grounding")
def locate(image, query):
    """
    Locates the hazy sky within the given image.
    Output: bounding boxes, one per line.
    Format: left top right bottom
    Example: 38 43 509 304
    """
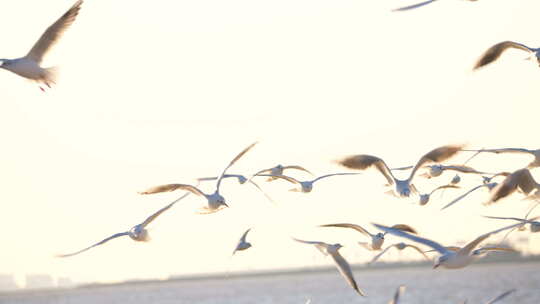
1 0 539 285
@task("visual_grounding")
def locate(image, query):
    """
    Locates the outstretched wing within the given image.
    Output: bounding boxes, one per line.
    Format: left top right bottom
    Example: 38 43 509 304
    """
474 42 535 70
390 224 418 234
319 223 373 237
312 172 361 183
441 184 489 210
283 165 314 176
373 223 448 254
369 244 396 265
330 251 366 296
393 0 438 12
56 232 128 258
138 183 205 196
140 192 191 227
26 0 83 63
337 154 395 185
216 142 258 192
388 285 406 304
485 289 516 304
408 144 464 182
404 244 430 260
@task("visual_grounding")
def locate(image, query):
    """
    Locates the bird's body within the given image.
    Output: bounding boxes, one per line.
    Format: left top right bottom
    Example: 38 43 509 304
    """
293 238 365 296
0 0 83 91
338 145 464 198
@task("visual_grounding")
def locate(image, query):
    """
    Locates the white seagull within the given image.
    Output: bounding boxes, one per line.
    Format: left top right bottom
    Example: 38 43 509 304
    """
369 242 429 265
293 238 365 296
473 42 540 70
393 0 477 12
139 142 258 214
319 223 417 251
197 174 274 203
0 0 83 91
463 147 540 169
418 184 460 206
484 204 540 241
338 144 464 198
257 172 361 193
232 228 252 256
251 164 313 181
56 193 189 257
373 222 521 269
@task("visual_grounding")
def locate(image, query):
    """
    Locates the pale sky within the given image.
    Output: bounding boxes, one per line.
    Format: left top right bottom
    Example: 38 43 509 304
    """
1 0 539 286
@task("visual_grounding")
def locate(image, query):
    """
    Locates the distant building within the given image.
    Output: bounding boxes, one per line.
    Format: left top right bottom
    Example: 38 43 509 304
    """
25 274 54 290
0 274 18 291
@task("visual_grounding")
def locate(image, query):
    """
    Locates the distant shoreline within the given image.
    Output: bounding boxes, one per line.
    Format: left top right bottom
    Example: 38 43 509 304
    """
2 253 539 296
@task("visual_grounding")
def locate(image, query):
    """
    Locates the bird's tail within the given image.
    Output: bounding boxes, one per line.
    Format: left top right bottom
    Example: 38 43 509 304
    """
42 66 59 88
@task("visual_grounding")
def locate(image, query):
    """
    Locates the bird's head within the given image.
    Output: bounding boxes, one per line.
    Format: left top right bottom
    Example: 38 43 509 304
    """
433 255 447 269
238 176 247 184
0 59 10 68
333 243 343 250
530 222 540 232
375 232 385 240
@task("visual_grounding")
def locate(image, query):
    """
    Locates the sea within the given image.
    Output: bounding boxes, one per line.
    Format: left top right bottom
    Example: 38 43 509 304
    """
1 262 539 304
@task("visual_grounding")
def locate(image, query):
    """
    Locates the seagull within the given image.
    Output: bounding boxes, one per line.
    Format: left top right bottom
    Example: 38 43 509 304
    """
369 242 429 265
319 223 417 251
441 183 498 210
387 285 406 304
393 0 477 12
232 228 252 256
486 169 540 205
251 164 313 182
373 223 521 269
418 165 491 180
292 238 365 296
418 184 460 205
338 144 464 198
139 142 258 214
56 193 189 257
473 42 540 70
0 0 83 91
196 174 274 203
257 172 361 193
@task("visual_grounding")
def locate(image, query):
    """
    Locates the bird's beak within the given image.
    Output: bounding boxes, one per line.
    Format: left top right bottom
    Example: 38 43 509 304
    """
223 202 229 208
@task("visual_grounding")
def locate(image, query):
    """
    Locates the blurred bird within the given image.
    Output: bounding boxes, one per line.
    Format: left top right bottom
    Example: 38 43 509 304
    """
373 222 521 269
463 147 540 169
293 238 365 296
388 285 406 304
0 0 83 91
369 242 429 265
484 289 517 304
257 172 361 193
139 142 258 214
197 174 274 203
486 169 540 205
232 228 252 256
418 184 460 205
319 223 417 251
338 144 464 198
473 42 540 70
251 164 313 181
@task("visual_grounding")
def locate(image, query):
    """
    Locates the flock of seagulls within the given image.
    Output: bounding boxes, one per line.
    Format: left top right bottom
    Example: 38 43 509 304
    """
3 0 537 303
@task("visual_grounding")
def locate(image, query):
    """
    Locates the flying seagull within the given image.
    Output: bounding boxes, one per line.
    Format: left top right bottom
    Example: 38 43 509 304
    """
197 174 274 203
485 204 540 241
373 222 521 269
139 142 258 214
0 0 83 91
484 289 516 304
473 42 540 70
319 223 417 251
369 242 429 265
251 164 313 182
56 193 189 257
462 148 540 169
338 144 464 198
418 184 460 205
232 228 252 256
257 172 361 193
486 169 540 205
293 238 365 296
